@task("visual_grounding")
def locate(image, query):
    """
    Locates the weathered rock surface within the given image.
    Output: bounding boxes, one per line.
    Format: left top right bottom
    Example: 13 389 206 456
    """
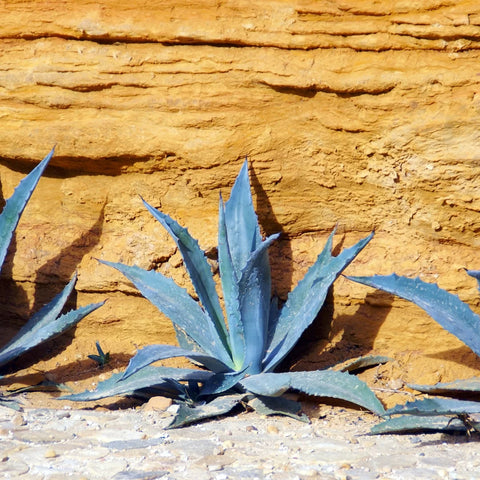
1 1 480 386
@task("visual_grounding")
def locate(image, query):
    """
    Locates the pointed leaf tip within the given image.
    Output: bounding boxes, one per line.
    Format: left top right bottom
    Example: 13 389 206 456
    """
385 397 480 417
241 370 384 415
166 394 246 429
0 148 55 270
98 259 234 368
264 230 373 372
467 269 480 292
140 197 228 348
347 273 480 358
371 415 467 435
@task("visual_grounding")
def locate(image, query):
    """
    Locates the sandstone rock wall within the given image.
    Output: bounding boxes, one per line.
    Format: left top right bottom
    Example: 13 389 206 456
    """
1 1 480 383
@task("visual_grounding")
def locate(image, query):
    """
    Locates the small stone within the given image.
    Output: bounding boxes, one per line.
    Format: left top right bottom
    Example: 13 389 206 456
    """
143 396 173 412
267 425 279 434
197 454 234 471
44 449 58 459
246 425 258 432
222 440 234 449
208 464 223 472
388 378 404 390
432 221 442 231
213 446 225 455
12 414 26 427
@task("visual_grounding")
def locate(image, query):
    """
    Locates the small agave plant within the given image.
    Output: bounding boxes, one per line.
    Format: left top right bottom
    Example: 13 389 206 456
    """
65 160 385 427
348 270 480 434
0 149 104 409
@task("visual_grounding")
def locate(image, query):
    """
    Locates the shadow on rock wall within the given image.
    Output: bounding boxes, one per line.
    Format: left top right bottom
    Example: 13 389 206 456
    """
249 166 394 371
0 179 105 374
249 165 294 302
286 288 394 371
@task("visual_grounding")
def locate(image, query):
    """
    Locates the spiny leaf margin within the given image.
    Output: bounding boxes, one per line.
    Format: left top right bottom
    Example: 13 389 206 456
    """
347 274 480 357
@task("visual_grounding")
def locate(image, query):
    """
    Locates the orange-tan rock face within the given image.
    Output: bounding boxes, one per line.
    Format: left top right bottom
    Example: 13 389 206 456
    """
1 1 480 389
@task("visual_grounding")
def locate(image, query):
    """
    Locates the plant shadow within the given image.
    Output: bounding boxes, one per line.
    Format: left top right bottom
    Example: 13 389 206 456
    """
0 168 106 368
286 284 395 371
418 434 480 446
246 170 393 372
0 175 30 343
425 346 480 370
249 165 294 303
0 353 132 385
30 201 105 314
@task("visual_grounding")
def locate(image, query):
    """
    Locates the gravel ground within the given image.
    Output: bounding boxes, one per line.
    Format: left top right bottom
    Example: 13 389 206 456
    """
1 398 479 480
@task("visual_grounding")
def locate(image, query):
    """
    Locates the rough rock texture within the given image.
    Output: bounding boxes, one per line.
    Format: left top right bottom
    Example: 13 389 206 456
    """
1 1 480 389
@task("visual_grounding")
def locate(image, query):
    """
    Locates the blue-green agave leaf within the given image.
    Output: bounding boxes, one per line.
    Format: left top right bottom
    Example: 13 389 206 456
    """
264 231 374 372
240 372 291 397
287 370 385 415
200 369 247 396
265 227 334 358
385 398 480 416
238 233 280 374
141 198 228 346
172 324 203 353
62 366 213 401
371 415 466 435
166 393 246 429
241 370 385 415
223 159 262 275
0 148 54 271
467 270 480 292
408 377 480 394
218 159 267 370
247 395 309 423
336 355 392 373
121 344 231 380
99 260 233 368
347 274 480 357
0 274 104 368
161 377 201 402
218 194 244 369
0 397 23 411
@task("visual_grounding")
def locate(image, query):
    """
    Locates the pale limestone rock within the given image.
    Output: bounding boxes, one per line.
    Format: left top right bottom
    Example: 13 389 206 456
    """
0 1 480 382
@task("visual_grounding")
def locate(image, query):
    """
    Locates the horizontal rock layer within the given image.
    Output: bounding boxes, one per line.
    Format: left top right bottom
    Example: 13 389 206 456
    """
0 1 480 383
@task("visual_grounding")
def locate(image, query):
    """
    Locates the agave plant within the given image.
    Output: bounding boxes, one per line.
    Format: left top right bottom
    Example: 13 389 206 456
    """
65 160 384 427
0 149 104 409
347 269 480 434
88 341 111 369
